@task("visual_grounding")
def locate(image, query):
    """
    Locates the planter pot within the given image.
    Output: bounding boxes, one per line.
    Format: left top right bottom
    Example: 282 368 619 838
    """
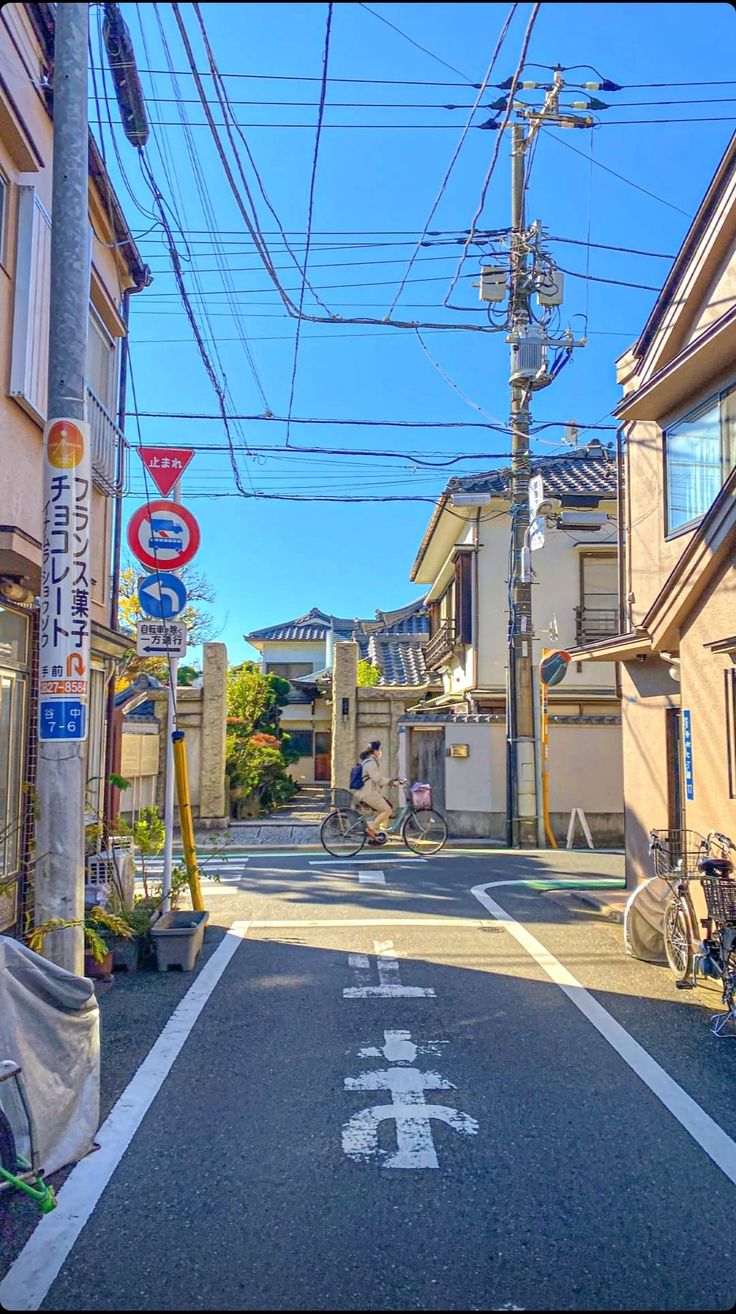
151 911 209 973
110 937 139 973
84 951 113 981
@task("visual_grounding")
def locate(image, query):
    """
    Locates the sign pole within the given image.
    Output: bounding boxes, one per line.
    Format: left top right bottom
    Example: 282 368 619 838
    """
161 478 181 913
35 3 90 973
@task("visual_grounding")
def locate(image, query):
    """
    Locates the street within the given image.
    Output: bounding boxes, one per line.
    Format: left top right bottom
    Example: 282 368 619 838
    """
3 849 736 1312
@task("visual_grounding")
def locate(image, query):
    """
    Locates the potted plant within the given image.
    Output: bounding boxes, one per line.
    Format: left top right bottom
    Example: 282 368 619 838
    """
26 905 134 982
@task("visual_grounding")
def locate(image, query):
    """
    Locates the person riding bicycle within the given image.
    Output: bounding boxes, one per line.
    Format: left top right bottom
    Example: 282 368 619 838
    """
353 741 400 845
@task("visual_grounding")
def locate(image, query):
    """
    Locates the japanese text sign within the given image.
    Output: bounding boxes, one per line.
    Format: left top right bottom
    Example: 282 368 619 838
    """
136 447 195 498
39 418 91 741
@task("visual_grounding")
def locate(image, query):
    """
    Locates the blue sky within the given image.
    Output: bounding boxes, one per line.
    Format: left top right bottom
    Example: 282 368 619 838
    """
96 2 736 666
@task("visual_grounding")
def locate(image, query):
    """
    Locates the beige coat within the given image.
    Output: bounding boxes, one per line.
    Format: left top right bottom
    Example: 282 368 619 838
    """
354 755 392 813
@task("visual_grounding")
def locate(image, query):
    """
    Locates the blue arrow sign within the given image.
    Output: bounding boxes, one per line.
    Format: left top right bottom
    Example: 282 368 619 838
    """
137 571 188 621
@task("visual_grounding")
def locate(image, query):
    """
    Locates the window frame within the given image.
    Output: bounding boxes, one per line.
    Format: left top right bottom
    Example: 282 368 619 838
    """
726 668 736 801
663 382 736 538
0 169 8 270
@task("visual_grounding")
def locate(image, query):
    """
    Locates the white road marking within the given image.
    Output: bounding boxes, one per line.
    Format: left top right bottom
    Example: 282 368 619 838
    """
343 940 436 998
358 870 386 885
309 857 427 867
249 917 486 928
0 921 252 1313
342 1029 478 1169
472 879 736 1190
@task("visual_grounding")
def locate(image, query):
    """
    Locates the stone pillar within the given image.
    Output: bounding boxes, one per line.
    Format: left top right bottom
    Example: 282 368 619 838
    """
331 641 359 803
199 642 229 827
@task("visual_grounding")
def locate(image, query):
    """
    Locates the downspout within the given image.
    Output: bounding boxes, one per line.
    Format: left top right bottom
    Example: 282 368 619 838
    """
614 421 626 703
469 508 480 711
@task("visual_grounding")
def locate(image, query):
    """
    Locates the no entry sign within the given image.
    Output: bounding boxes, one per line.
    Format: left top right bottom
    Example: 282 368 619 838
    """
127 500 201 571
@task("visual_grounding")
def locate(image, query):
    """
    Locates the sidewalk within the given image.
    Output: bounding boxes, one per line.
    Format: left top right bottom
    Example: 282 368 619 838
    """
541 882 629 922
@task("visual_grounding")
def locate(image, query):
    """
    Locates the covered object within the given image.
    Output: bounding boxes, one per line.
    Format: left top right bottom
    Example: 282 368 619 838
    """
0 937 100 1175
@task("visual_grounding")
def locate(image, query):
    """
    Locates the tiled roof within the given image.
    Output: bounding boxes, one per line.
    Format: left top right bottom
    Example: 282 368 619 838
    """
356 634 437 688
447 442 617 501
245 599 429 644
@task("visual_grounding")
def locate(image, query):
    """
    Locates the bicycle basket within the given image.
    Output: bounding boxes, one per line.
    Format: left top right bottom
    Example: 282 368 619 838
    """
649 829 708 881
702 878 736 925
409 782 432 810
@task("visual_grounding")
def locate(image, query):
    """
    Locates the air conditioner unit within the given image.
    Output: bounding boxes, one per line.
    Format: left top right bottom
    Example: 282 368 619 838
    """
558 510 608 531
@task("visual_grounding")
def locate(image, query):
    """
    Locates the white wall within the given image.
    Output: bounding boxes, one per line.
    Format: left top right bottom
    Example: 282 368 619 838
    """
476 512 618 691
445 723 492 811
259 641 325 669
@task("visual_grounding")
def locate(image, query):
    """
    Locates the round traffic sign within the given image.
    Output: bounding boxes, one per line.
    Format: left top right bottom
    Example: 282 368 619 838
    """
539 650 571 688
127 500 200 572
137 571 188 621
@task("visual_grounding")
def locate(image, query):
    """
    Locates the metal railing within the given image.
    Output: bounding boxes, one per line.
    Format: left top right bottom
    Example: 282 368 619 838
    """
575 605 619 645
86 384 124 496
425 621 456 669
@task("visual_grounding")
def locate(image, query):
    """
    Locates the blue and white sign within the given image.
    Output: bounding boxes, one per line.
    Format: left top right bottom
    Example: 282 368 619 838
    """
683 708 694 801
39 699 87 741
137 571 188 621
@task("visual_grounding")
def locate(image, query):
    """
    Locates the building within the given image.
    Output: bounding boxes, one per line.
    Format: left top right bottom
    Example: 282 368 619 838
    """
0 3 149 930
243 600 434 786
570 131 736 888
405 446 624 841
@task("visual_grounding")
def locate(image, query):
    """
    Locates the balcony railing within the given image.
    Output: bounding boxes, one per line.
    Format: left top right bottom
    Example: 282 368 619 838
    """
425 621 456 669
575 606 619 646
86 384 124 496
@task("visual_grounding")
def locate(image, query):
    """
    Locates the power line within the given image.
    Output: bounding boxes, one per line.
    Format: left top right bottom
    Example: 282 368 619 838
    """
357 2 474 83
544 128 692 217
127 408 618 432
284 2 333 445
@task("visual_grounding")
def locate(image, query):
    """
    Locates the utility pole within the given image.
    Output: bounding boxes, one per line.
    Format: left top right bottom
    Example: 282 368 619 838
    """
36 3 90 973
479 66 617 846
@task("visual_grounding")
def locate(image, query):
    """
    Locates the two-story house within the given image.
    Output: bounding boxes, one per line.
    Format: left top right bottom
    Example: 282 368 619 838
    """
570 130 736 888
244 600 432 785
0 3 149 930
405 446 624 842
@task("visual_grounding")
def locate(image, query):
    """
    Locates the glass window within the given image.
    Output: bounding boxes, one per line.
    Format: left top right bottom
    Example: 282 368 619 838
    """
265 662 314 680
0 671 27 883
87 309 116 414
665 387 736 533
0 607 29 665
285 729 313 759
84 666 107 819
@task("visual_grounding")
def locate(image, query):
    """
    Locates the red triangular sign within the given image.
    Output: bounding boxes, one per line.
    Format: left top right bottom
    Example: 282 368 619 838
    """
137 447 195 498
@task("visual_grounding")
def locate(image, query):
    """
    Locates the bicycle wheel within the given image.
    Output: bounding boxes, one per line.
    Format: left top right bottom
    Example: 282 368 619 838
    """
320 809 366 857
663 892 694 982
401 808 448 855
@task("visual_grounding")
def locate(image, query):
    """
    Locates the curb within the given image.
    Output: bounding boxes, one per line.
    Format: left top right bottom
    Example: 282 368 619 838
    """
540 887 629 923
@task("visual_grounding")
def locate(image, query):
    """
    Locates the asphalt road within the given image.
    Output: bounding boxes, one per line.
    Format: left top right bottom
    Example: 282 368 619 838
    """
4 848 736 1312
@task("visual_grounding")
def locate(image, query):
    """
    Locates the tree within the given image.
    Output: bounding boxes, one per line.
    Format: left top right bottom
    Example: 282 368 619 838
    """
225 663 297 817
357 659 381 687
116 558 219 687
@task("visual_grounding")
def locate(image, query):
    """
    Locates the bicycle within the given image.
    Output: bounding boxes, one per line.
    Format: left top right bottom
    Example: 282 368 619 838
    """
649 828 736 1037
320 779 448 858
0 1060 57 1214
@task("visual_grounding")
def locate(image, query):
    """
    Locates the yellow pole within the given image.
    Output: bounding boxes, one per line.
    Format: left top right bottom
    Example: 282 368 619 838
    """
540 658 558 849
172 730 205 911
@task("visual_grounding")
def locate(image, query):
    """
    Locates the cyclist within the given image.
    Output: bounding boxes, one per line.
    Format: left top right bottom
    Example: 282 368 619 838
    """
353 741 400 845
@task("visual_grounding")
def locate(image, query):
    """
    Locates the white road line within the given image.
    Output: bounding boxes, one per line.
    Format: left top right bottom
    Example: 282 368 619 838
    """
309 857 426 867
0 920 252 1313
250 917 486 928
343 939 436 999
472 880 736 1191
358 870 386 886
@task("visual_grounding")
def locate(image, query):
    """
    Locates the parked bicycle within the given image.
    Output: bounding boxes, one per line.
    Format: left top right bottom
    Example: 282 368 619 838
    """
320 779 448 857
649 828 736 1037
0 1060 57 1214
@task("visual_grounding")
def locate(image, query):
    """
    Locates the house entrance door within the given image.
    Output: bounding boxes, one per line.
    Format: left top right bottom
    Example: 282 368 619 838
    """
314 731 332 782
409 728 446 813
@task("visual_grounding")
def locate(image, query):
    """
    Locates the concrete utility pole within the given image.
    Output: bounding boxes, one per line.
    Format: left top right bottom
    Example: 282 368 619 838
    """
485 66 613 845
36 3 90 973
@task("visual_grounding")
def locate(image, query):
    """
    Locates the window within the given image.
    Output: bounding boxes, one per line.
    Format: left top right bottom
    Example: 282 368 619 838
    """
10 186 52 421
84 666 107 820
577 554 618 643
265 662 315 680
454 552 473 645
0 663 28 902
726 669 736 800
665 386 736 533
285 728 313 759
87 308 117 414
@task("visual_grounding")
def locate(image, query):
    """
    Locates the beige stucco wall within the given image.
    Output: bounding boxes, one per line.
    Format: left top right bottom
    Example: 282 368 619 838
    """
680 563 736 840
330 641 430 796
619 659 679 886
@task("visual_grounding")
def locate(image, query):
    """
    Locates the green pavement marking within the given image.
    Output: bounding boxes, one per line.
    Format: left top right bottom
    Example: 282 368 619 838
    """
526 878 625 890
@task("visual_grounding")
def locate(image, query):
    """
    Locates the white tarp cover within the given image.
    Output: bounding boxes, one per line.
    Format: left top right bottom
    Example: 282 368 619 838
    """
623 875 669 964
0 937 100 1175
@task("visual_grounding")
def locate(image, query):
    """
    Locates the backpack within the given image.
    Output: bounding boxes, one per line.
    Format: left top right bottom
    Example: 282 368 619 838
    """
349 761 365 790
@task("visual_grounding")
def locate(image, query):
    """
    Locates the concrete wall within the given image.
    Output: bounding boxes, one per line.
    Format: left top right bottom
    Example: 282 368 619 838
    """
330 640 430 799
